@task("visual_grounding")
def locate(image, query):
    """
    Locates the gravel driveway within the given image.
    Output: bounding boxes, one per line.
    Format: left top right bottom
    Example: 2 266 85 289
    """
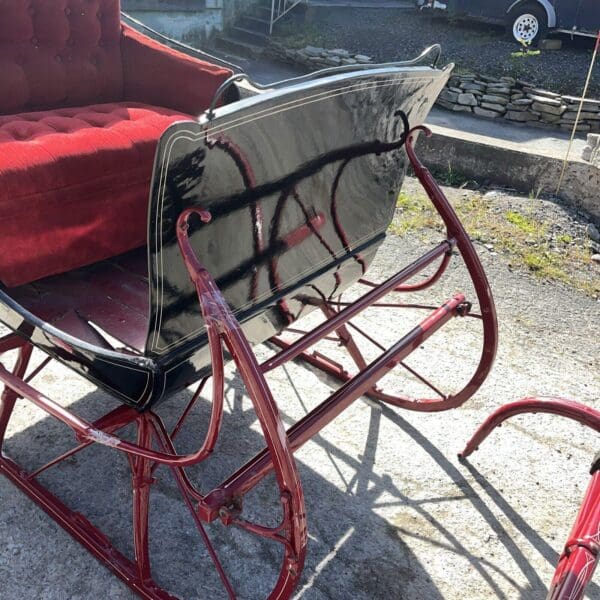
0 178 598 599
278 8 600 98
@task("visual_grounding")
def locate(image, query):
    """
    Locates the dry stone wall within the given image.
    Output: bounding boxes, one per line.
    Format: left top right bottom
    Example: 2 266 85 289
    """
268 42 374 70
268 42 599 135
439 74 600 133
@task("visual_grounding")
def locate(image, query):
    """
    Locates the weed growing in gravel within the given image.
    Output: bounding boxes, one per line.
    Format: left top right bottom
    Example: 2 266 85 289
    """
505 43 542 79
520 244 594 290
390 190 599 296
429 163 474 188
557 234 573 245
392 192 439 235
505 210 546 236
511 39 541 58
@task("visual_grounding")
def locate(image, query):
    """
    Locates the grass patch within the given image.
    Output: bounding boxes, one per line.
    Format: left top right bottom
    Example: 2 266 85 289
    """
523 251 551 272
389 190 599 296
510 49 541 58
557 234 573 245
390 192 440 235
429 164 473 188
504 210 544 236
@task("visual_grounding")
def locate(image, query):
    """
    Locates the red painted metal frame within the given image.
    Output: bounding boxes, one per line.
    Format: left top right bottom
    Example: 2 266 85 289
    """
0 130 500 598
461 398 600 600
266 126 498 413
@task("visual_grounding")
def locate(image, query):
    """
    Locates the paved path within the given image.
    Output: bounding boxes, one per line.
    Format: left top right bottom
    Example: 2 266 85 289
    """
427 107 586 162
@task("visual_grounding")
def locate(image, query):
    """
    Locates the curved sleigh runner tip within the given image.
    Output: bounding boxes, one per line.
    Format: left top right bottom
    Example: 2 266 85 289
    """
461 398 600 600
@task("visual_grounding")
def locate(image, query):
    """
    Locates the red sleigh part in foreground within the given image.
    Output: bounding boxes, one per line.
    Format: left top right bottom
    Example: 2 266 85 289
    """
0 129 596 599
461 398 600 600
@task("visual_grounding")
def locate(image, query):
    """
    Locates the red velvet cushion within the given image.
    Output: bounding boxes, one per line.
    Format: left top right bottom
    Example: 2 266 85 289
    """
121 24 232 116
0 103 189 287
0 0 123 114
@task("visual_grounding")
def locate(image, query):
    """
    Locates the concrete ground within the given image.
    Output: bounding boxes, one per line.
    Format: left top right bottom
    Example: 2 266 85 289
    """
0 185 598 599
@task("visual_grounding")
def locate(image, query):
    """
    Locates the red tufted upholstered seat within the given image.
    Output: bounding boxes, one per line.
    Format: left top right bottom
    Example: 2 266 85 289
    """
0 0 231 287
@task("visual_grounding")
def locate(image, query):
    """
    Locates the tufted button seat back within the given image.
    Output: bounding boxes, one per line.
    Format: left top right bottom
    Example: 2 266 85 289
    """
0 1 232 287
0 0 123 114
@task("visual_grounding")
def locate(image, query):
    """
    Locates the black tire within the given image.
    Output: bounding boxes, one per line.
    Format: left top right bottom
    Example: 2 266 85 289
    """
507 3 548 46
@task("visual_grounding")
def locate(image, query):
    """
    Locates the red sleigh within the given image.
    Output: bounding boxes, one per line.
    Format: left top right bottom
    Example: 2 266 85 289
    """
0 2 597 598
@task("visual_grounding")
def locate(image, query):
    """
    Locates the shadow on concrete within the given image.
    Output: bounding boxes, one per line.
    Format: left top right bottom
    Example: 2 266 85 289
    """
3 360 596 599
1 371 441 599
373 402 600 600
460 459 600 600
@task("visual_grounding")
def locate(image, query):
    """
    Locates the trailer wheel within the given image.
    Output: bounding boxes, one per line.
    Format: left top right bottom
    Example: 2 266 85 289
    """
508 3 548 46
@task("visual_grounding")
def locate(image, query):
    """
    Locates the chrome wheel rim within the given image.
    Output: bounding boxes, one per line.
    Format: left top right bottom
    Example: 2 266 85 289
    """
513 13 540 43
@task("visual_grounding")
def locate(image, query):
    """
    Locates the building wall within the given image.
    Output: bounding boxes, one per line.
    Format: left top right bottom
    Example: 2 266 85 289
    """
221 0 261 27
122 0 260 44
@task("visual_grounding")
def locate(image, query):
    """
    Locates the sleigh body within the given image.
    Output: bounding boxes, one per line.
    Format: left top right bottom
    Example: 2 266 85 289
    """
0 61 449 410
